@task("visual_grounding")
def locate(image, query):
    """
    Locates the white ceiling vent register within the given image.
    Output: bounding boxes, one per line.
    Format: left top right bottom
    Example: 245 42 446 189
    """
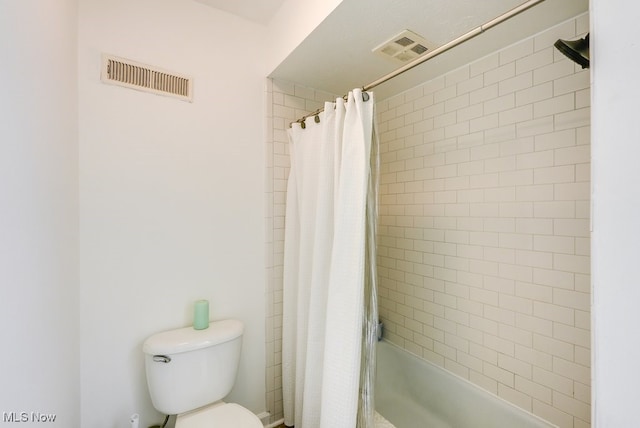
101 55 193 102
372 30 437 64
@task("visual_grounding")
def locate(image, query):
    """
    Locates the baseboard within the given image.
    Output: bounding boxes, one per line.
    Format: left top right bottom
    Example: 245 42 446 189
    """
256 411 271 425
263 417 285 428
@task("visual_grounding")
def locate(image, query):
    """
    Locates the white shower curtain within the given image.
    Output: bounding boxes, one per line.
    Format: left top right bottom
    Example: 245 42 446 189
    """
282 88 377 428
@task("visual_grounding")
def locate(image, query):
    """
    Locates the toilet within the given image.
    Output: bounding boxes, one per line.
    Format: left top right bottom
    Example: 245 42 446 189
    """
142 319 262 428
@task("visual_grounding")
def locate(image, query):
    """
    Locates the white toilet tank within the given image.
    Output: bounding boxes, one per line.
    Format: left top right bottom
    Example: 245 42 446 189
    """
143 319 244 415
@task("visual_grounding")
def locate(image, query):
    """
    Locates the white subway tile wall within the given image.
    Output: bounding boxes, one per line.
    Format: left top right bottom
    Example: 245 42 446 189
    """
265 79 338 424
376 14 590 428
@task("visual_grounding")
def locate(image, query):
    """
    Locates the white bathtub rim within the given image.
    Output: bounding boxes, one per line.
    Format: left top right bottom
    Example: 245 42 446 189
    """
377 339 559 428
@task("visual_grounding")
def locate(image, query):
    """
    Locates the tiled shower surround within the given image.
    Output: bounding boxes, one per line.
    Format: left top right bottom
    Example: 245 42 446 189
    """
376 14 590 428
265 12 590 428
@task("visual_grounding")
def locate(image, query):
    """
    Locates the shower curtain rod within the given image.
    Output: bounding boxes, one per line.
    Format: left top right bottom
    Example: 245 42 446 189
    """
291 0 545 128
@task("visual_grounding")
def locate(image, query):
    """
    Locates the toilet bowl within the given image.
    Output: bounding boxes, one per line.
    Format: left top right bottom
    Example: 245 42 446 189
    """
143 319 262 427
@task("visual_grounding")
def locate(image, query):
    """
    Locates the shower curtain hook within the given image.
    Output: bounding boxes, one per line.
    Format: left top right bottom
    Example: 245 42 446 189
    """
360 86 370 102
314 115 320 123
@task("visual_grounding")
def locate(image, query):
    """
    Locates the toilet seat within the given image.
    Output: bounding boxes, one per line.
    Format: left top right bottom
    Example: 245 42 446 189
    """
176 403 262 428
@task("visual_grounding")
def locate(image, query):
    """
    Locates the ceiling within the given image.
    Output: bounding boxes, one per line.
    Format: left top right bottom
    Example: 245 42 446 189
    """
192 0 286 25
269 0 589 99
192 0 589 99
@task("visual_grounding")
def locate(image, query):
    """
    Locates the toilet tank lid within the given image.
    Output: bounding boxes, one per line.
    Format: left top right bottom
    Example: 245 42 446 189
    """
143 319 243 355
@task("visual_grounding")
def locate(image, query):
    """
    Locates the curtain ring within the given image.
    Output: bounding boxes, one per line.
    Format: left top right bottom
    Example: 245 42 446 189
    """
300 120 306 129
362 91 370 102
314 115 320 123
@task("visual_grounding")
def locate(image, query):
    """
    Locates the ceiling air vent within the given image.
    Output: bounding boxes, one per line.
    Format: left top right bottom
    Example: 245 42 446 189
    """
101 54 193 102
372 30 437 64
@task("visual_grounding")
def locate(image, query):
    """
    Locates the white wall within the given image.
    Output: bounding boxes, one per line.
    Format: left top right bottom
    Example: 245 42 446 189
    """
0 1 80 426
591 1 640 426
78 0 267 426
266 0 343 74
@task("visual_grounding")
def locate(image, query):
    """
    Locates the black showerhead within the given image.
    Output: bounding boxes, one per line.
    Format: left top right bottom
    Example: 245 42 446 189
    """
554 33 590 69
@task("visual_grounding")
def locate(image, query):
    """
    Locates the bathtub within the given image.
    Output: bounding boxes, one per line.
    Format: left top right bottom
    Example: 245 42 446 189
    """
375 340 557 428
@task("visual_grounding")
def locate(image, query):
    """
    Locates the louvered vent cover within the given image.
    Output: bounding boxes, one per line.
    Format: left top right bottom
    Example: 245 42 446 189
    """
372 30 437 64
101 55 193 102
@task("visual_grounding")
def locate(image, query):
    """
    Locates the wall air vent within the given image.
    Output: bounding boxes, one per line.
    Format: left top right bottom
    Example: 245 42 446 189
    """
372 30 437 64
101 55 193 102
